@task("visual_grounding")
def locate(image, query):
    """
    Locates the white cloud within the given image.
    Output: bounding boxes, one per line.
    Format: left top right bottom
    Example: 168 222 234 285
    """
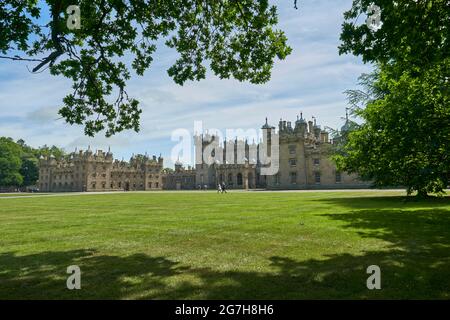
0 0 373 165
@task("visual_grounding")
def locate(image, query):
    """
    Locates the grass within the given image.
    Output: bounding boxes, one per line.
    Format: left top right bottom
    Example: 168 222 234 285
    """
0 190 449 299
0 193 49 197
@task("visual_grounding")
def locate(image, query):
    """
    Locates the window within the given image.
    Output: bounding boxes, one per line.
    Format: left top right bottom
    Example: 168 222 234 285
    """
155 182 159 188
289 145 296 155
274 173 281 184
314 172 321 184
102 182 106 189
290 172 297 184
289 159 297 167
92 182 96 189
335 172 342 183
148 182 152 188
237 173 243 186
111 183 114 188
313 158 320 166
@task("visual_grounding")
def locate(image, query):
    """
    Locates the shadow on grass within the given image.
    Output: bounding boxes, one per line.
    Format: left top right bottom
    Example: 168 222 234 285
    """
0 247 448 299
1 200 449 299
316 195 450 209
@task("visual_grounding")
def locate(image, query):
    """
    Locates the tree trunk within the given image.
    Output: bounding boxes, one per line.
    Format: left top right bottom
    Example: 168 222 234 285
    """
416 189 429 198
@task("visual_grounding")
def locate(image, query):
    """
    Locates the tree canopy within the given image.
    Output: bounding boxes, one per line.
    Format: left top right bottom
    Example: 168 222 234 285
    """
1 0 292 136
0 138 24 187
334 64 450 196
340 0 449 73
0 137 65 188
336 0 449 196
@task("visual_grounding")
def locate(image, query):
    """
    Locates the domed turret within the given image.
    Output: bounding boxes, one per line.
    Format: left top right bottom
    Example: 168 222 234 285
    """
175 157 183 171
295 112 307 135
341 108 351 133
262 117 272 129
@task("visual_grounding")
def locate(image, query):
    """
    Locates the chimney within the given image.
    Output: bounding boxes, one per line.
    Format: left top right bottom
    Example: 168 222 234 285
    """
308 120 313 134
320 131 329 143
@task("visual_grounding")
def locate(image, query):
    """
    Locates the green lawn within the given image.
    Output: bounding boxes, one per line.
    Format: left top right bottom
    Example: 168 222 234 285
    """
0 191 449 299
0 193 49 197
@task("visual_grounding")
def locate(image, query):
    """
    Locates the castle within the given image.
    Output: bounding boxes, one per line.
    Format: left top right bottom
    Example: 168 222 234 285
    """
38 114 369 192
194 114 368 190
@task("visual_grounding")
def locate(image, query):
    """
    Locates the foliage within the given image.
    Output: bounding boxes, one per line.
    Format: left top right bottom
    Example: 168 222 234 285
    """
0 138 24 187
334 63 450 196
0 137 65 187
339 0 449 73
1 0 292 136
337 0 449 196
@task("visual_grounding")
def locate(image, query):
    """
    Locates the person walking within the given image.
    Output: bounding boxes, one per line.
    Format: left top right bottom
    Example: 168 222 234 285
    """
221 182 227 193
217 183 222 193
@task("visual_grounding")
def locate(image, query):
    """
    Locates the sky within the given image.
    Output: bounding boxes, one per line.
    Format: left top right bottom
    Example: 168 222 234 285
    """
0 0 373 167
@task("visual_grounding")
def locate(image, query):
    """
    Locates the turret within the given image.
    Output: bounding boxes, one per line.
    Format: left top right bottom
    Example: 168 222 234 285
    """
308 120 314 134
341 108 351 134
106 146 113 160
295 112 307 135
175 158 183 172
313 117 321 139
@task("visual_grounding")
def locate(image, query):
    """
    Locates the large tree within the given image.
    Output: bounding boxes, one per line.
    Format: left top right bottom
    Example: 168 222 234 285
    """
0 0 292 136
336 0 449 196
334 64 450 196
0 137 24 187
0 137 65 188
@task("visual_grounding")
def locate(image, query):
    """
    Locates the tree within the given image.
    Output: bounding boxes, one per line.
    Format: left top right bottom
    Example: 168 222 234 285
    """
1 0 292 136
36 144 66 160
339 0 449 73
0 138 23 187
336 0 450 196
20 157 39 187
0 138 66 188
334 63 450 197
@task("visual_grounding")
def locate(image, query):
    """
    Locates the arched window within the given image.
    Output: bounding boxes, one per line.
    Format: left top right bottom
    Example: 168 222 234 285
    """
228 173 233 184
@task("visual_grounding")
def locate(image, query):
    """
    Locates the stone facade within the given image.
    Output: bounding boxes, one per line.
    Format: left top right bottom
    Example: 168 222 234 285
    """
38 148 163 192
194 115 370 190
38 114 369 192
162 161 196 190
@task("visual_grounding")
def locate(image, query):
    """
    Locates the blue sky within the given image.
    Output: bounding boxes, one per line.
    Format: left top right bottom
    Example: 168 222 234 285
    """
0 0 372 167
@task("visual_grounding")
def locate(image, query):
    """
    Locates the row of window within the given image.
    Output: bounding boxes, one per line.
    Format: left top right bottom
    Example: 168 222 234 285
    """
275 172 342 184
288 158 321 167
200 173 248 186
91 182 160 189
